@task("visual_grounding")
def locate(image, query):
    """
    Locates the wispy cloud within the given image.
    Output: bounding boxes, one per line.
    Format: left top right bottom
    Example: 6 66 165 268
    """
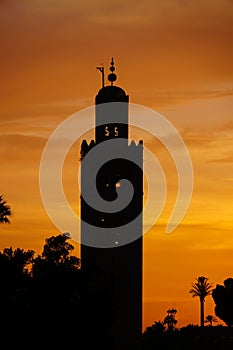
208 155 233 163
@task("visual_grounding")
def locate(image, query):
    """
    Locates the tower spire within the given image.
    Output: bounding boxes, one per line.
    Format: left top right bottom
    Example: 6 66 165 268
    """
108 57 117 85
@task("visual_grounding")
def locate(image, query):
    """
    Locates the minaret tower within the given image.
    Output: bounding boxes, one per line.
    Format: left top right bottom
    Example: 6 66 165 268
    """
80 59 143 350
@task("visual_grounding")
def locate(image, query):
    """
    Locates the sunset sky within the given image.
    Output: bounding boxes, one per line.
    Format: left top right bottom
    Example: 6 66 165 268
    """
1 0 233 330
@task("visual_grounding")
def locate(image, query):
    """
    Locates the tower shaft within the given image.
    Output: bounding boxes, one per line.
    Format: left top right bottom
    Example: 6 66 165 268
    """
80 60 143 349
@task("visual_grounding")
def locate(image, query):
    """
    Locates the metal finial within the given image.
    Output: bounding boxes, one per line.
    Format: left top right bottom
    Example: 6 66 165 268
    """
96 65 105 88
108 57 117 85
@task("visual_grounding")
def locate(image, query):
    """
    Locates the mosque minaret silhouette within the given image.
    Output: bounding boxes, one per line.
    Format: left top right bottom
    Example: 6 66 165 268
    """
80 58 143 349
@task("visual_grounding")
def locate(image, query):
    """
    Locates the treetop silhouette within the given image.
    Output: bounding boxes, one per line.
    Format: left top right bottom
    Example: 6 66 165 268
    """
189 276 213 328
212 277 233 327
163 307 178 331
0 194 12 224
205 314 218 326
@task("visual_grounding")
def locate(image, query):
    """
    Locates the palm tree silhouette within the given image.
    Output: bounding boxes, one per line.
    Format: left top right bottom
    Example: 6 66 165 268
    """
205 314 218 326
189 276 213 328
0 195 12 224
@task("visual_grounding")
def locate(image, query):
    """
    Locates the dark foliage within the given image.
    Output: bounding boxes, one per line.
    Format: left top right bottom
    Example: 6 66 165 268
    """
0 194 12 223
212 277 233 327
0 234 82 347
163 308 178 331
0 233 115 348
141 306 233 350
1 234 233 349
141 324 233 350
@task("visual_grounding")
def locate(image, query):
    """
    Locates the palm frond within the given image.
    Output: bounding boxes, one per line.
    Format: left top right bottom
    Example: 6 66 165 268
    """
189 276 213 299
0 195 12 224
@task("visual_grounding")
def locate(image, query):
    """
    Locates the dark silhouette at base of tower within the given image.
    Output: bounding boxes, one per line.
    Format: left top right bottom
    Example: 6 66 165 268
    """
80 59 143 349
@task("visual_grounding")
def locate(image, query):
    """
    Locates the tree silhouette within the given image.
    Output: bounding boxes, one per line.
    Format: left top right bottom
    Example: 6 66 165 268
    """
41 233 77 263
0 194 11 224
212 277 233 327
0 247 34 337
0 234 83 347
31 233 80 304
189 276 213 328
144 320 166 335
141 320 166 348
29 234 82 346
163 308 178 331
205 315 218 326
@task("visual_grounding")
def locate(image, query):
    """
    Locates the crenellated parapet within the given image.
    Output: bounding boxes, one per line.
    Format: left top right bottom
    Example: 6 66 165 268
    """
81 139 143 160
80 139 96 160
129 140 143 147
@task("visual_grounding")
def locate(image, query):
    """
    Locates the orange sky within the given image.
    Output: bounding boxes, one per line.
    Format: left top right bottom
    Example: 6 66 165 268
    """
0 0 233 330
